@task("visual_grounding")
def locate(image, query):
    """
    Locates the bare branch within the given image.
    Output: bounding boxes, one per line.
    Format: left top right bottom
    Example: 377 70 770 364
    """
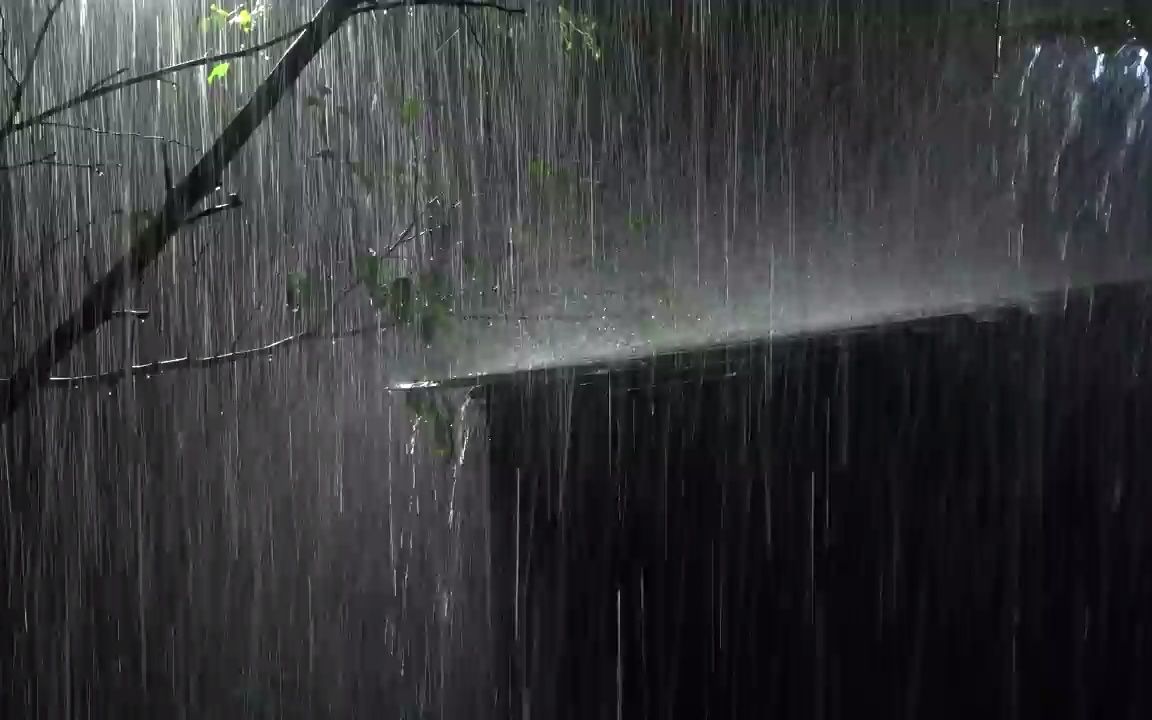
25 308 612 390
361 0 527 15
0 151 119 173
41 158 118 172
0 151 56 170
0 48 13 85
459 8 491 62
0 8 17 85
187 193 243 223
35 322 386 387
82 66 127 95
110 309 151 320
385 195 444 255
161 143 173 191
40 120 201 152
1 0 68 136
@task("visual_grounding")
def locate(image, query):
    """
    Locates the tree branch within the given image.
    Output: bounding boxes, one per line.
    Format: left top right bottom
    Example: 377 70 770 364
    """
24 308 624 389
0 151 55 170
24 322 387 388
110 309 151 320
1 0 363 421
39 120 201 153
361 0 526 14
2 208 128 329
1 0 67 137
0 8 17 85
188 193 243 223
1 24 305 139
0 151 120 173
0 1 525 140
82 66 127 95
0 0 526 423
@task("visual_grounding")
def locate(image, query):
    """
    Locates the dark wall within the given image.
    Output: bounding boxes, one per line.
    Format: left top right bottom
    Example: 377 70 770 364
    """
486 282 1152 719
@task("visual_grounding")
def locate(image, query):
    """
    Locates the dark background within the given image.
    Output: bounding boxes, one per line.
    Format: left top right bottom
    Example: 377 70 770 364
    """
487 279 1152 719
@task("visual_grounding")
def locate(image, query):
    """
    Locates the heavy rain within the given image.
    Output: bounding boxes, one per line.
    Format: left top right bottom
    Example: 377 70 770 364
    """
1 0 1150 717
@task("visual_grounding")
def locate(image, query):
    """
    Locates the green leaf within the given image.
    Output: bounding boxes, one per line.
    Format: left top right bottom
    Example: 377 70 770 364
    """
285 271 314 313
354 255 402 307
357 265 456 343
417 270 453 302
400 97 423 127
558 5 602 60
627 213 652 233
359 275 415 327
206 61 231 86
528 157 554 181
230 8 253 32
200 5 229 32
354 255 398 285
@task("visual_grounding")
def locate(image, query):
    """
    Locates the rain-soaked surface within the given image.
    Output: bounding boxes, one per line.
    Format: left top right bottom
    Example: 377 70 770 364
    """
1 0 1150 717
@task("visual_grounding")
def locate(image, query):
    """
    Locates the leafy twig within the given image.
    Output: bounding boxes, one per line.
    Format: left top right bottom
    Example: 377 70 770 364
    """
228 193 423 353
1 0 526 422
229 190 433 354
1 20 308 138
1 0 361 421
0 0 526 139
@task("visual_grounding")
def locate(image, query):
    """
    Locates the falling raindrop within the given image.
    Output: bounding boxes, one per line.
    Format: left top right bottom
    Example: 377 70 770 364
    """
0 1 1150 718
